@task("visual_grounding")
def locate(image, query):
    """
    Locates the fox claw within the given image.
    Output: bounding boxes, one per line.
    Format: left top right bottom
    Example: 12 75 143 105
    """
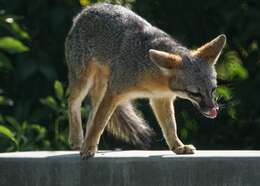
173 144 196 154
80 145 97 160
80 150 95 160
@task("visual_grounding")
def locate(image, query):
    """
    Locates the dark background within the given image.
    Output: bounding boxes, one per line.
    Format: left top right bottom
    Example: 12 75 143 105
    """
0 0 259 152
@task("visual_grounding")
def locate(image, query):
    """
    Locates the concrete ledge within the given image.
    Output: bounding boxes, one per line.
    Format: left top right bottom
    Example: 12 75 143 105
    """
1 150 260 186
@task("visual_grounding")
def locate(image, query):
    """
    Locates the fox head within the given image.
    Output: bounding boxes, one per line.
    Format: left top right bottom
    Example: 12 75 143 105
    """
149 34 226 119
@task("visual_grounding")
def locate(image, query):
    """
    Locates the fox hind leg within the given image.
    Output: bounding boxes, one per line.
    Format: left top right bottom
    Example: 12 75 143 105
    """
68 64 96 150
81 91 119 159
68 86 88 149
79 63 113 159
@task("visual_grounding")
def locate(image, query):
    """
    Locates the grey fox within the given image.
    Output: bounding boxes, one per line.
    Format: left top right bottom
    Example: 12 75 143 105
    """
65 3 226 159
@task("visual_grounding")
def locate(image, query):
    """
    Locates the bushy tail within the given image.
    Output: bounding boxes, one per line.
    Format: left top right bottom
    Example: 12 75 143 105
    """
106 101 154 148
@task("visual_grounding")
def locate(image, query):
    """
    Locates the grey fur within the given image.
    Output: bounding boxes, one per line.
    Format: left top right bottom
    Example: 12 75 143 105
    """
66 3 185 89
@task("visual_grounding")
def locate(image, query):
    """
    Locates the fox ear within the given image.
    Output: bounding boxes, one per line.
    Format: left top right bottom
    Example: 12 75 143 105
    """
193 34 226 65
149 49 182 74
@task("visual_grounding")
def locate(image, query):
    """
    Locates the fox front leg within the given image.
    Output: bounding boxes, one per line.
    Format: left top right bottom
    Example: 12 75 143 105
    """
150 97 196 154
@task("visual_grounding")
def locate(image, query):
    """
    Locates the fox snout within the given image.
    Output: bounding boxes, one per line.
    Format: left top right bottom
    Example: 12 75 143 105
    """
197 97 219 119
185 90 219 119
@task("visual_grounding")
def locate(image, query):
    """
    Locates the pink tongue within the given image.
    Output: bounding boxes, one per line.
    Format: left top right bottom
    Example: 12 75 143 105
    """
208 107 218 118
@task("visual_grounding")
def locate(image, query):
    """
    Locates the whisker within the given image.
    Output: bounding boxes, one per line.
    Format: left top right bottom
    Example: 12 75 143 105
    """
218 104 226 109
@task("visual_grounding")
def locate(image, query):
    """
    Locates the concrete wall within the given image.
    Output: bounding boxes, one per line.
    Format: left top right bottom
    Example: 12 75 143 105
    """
0 150 260 186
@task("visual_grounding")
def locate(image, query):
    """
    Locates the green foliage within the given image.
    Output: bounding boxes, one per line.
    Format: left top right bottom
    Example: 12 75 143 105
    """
80 0 91 6
0 95 13 106
54 80 64 101
40 81 69 149
0 37 29 54
215 86 232 101
0 0 260 152
0 52 12 70
217 51 248 81
0 115 49 151
0 124 17 145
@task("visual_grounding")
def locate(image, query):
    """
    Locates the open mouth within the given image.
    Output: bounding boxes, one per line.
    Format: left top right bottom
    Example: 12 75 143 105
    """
193 103 219 119
201 107 218 119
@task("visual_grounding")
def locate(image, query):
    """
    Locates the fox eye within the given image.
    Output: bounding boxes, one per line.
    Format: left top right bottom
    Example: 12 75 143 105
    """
186 90 202 98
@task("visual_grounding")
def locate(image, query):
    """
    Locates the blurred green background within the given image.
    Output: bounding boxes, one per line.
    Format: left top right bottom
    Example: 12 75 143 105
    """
0 0 259 152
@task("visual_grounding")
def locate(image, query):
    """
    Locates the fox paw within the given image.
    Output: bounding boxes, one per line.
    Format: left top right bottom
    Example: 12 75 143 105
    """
69 136 83 150
80 145 97 160
173 144 196 154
